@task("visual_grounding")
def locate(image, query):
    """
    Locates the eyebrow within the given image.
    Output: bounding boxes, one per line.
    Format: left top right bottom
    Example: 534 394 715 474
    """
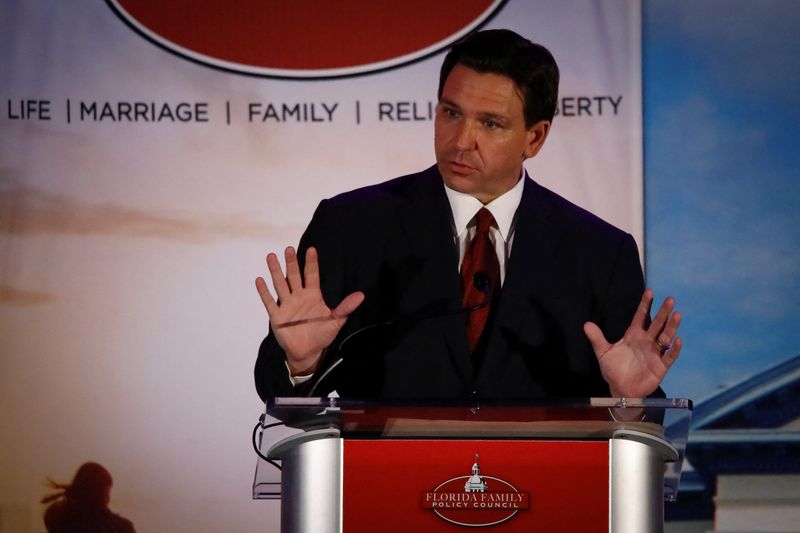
438 98 460 110
439 98 511 123
477 112 510 124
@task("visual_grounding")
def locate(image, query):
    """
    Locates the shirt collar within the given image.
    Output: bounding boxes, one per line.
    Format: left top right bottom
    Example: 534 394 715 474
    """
444 168 526 242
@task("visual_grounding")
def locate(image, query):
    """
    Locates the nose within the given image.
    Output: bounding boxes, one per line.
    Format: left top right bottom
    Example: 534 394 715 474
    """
454 120 477 150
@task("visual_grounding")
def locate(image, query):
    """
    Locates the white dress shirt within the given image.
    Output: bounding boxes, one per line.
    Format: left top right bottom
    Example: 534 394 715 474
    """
444 171 526 285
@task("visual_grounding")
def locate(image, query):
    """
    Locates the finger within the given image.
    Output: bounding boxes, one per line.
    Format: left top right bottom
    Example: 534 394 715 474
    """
662 336 682 368
332 291 365 319
255 276 278 315
648 296 675 339
583 321 611 357
656 310 682 348
284 246 303 292
266 252 291 300
304 247 320 289
630 289 654 330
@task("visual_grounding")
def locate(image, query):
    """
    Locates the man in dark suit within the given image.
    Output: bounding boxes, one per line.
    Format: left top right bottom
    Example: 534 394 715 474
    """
254 30 682 403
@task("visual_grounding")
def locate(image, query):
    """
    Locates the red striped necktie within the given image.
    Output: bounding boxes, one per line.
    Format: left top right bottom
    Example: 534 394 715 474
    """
460 207 501 352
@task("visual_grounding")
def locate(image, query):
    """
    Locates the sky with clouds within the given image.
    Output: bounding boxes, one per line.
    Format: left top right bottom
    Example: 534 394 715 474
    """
643 0 800 401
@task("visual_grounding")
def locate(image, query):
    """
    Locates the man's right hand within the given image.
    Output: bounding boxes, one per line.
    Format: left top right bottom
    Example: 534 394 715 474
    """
255 246 365 377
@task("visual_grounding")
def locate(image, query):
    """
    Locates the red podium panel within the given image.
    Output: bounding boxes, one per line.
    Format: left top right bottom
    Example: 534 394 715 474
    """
343 440 608 532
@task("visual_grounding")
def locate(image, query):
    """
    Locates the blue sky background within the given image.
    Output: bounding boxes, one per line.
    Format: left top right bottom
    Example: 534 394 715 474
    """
643 0 800 401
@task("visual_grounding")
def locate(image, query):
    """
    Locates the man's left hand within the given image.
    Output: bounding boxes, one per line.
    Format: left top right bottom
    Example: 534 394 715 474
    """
583 289 682 398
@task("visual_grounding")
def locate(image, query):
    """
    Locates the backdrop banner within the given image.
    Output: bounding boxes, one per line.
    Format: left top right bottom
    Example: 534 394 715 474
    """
0 1 642 531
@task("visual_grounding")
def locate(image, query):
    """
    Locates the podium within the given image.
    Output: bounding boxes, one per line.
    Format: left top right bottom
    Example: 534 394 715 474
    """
254 397 691 533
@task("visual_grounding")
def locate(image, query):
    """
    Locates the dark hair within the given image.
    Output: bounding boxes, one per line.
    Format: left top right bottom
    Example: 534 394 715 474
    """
438 29 560 127
42 462 112 509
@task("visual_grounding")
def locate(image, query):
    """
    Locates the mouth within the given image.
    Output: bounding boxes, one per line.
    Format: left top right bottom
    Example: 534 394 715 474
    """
446 159 477 175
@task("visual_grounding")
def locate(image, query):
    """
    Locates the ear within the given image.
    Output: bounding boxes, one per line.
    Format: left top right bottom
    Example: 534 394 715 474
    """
523 120 551 159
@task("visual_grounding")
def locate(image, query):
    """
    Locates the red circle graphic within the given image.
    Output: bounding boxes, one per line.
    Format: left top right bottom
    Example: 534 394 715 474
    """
108 0 506 78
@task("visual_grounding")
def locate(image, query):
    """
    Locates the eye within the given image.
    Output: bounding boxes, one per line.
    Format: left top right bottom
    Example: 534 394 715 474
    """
484 120 498 129
446 108 459 119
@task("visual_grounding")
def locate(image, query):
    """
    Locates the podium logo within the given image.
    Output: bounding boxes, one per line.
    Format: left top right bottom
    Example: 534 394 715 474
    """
421 454 529 527
106 0 507 79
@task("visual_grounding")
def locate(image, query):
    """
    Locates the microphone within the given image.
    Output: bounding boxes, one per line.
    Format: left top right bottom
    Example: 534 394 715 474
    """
306 271 493 396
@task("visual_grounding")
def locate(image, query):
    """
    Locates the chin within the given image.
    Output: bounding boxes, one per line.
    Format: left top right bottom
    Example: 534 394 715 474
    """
441 173 475 194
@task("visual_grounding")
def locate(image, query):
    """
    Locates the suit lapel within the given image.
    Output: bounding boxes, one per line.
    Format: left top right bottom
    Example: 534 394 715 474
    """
477 178 565 387
395 167 472 382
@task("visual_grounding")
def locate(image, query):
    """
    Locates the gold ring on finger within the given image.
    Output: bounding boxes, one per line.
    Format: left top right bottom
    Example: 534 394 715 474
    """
655 339 670 355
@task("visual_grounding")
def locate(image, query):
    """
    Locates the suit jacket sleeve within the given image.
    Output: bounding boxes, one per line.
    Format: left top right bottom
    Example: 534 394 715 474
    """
596 232 644 345
596 232 665 399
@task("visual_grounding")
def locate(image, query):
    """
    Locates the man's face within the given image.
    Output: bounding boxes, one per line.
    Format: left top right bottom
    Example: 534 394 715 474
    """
434 64 550 203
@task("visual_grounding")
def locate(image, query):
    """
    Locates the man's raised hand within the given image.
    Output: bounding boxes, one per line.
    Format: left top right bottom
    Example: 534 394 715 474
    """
583 289 682 398
255 246 364 377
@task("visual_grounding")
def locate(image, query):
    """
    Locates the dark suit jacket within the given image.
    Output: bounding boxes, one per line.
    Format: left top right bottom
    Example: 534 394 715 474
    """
255 165 644 403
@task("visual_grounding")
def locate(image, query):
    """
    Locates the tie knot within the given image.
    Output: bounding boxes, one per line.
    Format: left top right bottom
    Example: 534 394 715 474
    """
474 207 495 235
